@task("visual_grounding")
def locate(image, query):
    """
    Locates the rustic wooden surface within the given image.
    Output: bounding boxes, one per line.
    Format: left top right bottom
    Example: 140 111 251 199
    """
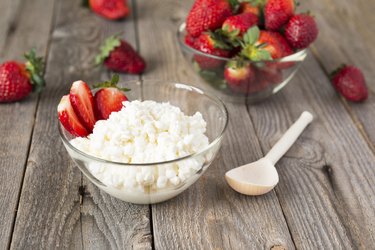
0 0 374 249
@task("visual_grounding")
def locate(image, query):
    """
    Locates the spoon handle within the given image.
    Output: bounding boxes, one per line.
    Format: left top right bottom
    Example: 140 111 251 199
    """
265 111 313 165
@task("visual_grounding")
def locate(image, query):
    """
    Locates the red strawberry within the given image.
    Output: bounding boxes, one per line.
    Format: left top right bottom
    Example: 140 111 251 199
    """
222 13 259 37
93 75 129 120
193 32 231 70
69 80 96 132
186 0 233 38
330 65 368 102
185 34 196 48
89 0 130 20
256 65 283 85
264 0 295 31
224 59 256 93
256 31 291 59
240 27 270 62
239 2 261 16
96 35 146 74
0 49 45 103
58 95 89 137
284 14 318 49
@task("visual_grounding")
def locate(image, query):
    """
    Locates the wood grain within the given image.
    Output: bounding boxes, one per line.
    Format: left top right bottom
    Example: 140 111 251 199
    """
136 0 295 249
10 0 151 249
247 54 375 248
304 0 375 152
0 0 55 248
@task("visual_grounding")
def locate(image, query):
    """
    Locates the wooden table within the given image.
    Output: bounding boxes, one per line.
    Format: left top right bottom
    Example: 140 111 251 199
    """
1 0 374 249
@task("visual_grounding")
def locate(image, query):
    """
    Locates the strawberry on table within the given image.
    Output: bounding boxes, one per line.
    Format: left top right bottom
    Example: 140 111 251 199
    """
0 49 45 103
96 35 146 74
284 14 318 49
70 80 97 132
186 0 233 38
222 13 259 38
89 0 130 20
93 75 129 120
224 58 256 93
330 65 368 102
58 95 89 137
264 0 295 31
193 32 232 70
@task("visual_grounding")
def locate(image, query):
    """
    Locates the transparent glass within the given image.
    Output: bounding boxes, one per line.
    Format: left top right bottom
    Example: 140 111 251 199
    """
177 22 307 103
59 80 228 204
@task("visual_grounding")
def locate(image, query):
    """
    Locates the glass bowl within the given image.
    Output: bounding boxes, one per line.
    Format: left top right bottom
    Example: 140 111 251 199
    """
58 80 228 204
177 22 307 103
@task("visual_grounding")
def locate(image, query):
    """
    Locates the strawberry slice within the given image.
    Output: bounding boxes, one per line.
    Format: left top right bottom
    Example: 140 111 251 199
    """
94 87 128 120
58 95 89 137
69 80 96 132
93 74 129 120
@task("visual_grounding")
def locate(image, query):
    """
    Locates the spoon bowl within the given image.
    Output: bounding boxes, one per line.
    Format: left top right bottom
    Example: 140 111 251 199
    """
225 158 279 195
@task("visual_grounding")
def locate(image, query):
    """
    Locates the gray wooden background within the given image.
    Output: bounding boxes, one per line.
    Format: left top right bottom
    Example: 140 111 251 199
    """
0 0 374 249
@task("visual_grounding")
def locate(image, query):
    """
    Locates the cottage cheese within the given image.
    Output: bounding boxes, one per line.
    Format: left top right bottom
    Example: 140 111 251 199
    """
70 100 209 201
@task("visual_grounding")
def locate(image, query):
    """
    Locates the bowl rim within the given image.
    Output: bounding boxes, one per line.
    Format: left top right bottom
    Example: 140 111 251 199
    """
58 81 229 167
177 22 307 63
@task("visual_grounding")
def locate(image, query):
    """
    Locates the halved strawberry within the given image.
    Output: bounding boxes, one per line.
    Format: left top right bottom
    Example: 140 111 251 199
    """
69 81 96 132
58 95 89 137
93 75 129 120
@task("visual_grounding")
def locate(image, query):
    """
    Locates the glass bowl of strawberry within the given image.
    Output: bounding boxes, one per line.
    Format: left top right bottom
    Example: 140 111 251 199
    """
58 78 228 204
177 0 318 103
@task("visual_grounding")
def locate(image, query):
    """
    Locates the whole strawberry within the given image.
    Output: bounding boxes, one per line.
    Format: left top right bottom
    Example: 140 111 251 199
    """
239 2 261 16
96 35 146 74
186 0 233 38
93 74 129 120
224 58 256 94
256 31 293 59
222 13 259 38
0 49 45 103
330 65 368 102
284 14 318 49
89 0 130 20
185 34 196 48
240 26 278 61
193 32 231 70
264 0 295 31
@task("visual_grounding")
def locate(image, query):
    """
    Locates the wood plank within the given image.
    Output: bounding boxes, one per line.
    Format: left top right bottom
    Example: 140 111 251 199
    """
136 0 295 249
303 0 375 152
0 0 22 54
10 0 151 249
247 54 375 248
0 0 55 248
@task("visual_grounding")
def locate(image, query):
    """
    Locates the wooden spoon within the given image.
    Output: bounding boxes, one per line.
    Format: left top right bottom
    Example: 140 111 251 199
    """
225 111 314 196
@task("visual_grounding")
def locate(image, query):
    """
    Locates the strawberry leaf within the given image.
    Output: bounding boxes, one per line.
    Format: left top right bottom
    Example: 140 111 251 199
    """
93 74 131 92
243 26 260 45
251 49 272 61
208 31 232 50
24 48 46 93
95 35 121 65
229 0 240 13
